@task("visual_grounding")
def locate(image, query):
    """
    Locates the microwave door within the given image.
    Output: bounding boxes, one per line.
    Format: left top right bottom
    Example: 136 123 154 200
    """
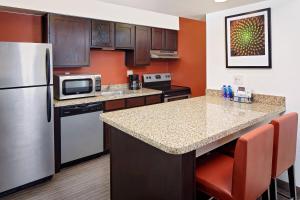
62 79 93 95
58 77 95 100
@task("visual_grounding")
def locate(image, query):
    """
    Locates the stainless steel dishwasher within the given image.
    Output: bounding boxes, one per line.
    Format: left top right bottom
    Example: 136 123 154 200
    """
60 102 103 165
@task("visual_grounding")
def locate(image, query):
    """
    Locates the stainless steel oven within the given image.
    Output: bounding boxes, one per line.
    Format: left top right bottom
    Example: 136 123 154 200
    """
142 73 191 103
54 74 101 100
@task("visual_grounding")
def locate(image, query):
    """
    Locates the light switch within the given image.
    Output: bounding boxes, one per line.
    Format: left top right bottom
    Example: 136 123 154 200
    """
233 75 244 86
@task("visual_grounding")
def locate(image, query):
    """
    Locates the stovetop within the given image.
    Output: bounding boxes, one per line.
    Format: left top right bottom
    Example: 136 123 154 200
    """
142 73 191 95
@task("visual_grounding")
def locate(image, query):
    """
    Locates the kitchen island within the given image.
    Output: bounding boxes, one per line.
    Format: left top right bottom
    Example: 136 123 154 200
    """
101 94 285 200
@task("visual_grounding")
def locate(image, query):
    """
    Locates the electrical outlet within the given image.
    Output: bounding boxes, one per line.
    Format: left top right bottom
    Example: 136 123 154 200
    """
127 70 133 76
233 75 244 86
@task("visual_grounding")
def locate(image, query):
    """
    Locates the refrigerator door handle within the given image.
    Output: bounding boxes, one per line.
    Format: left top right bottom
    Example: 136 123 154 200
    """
46 48 51 85
47 86 52 122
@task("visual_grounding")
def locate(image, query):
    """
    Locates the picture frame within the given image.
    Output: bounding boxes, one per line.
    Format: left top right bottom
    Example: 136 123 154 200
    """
225 8 272 68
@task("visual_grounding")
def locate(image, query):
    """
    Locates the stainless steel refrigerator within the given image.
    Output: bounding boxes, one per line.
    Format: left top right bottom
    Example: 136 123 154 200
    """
0 42 54 194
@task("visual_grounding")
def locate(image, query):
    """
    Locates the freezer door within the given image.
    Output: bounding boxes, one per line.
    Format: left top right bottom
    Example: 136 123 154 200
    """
0 42 53 89
0 86 54 193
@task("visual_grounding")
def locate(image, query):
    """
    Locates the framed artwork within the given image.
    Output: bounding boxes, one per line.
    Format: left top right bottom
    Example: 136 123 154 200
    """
225 8 272 68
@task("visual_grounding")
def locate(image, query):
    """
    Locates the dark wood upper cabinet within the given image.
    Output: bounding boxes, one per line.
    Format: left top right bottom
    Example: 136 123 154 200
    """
134 26 151 65
151 28 164 50
165 29 178 51
44 14 91 67
115 23 135 49
151 28 178 51
126 26 151 67
91 20 115 49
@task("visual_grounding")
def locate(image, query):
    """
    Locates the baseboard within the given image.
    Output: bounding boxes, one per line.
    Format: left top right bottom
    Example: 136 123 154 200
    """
277 179 300 196
0 176 53 198
60 152 106 169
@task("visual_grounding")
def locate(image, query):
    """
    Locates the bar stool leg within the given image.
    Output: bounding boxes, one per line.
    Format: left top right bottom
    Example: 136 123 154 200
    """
262 189 270 200
288 165 297 200
270 178 278 200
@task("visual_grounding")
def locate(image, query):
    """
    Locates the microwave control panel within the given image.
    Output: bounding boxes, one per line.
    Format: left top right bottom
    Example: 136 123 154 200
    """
95 76 101 92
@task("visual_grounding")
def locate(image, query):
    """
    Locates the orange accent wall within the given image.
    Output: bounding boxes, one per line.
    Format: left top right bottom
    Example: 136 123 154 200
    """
0 11 206 96
169 18 206 97
54 51 169 85
0 12 42 43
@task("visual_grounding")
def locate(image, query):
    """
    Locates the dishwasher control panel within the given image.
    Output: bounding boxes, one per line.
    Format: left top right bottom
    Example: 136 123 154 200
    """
60 102 103 117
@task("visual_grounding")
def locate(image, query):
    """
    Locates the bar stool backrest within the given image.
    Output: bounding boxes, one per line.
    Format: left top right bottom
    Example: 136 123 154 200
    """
271 112 298 178
232 124 274 200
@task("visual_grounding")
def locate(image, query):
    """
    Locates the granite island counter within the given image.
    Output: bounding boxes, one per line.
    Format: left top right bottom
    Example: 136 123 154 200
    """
101 95 285 200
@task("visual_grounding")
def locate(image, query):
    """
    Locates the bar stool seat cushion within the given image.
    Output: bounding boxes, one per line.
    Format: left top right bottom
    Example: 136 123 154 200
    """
196 153 233 200
196 124 274 200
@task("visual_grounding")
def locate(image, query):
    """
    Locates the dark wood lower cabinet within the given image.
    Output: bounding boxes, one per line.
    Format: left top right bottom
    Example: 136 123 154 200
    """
103 99 126 152
110 126 196 200
145 95 162 105
104 99 126 111
126 96 145 108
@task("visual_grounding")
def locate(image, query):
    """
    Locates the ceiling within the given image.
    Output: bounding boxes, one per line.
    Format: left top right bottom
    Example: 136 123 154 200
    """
98 0 267 20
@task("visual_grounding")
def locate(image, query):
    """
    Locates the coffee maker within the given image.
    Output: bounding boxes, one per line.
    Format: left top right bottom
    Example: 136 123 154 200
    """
128 74 141 90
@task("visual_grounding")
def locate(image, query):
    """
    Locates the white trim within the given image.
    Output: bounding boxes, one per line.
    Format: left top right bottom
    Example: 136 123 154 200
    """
0 0 179 30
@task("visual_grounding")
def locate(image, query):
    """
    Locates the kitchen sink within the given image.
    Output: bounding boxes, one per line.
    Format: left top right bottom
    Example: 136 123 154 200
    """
101 90 125 96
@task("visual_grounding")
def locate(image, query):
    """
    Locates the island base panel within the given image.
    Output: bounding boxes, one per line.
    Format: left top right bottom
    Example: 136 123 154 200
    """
110 126 196 200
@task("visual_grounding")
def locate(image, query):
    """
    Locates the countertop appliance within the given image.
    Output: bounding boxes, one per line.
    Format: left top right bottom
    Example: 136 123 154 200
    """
128 74 141 90
142 73 191 102
54 73 101 100
60 102 103 166
0 42 54 195
233 86 253 103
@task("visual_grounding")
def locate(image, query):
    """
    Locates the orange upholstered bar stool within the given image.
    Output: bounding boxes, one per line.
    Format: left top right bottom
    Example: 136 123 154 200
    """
195 124 274 200
270 112 298 200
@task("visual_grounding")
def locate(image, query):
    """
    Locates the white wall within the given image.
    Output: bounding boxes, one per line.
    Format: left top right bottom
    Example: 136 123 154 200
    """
0 0 179 30
207 0 300 185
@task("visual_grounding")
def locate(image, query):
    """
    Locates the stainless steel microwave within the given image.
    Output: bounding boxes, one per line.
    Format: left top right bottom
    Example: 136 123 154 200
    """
54 73 101 100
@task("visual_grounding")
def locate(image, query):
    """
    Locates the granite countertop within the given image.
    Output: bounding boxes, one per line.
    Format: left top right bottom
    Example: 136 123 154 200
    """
100 95 286 155
54 87 162 107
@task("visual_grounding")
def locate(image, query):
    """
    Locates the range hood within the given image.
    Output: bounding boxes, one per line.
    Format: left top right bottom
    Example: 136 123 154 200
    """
150 50 180 59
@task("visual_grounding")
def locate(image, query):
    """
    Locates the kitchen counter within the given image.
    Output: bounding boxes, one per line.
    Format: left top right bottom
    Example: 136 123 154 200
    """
101 95 285 155
103 94 285 200
54 87 162 107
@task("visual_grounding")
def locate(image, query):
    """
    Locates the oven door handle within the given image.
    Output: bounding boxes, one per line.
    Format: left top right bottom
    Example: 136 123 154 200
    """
164 94 191 102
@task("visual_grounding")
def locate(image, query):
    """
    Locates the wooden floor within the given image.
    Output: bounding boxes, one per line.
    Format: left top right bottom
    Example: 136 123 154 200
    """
1 155 110 200
0 154 294 200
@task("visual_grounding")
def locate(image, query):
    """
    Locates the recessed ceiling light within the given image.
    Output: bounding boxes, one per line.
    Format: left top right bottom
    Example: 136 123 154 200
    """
215 0 228 2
